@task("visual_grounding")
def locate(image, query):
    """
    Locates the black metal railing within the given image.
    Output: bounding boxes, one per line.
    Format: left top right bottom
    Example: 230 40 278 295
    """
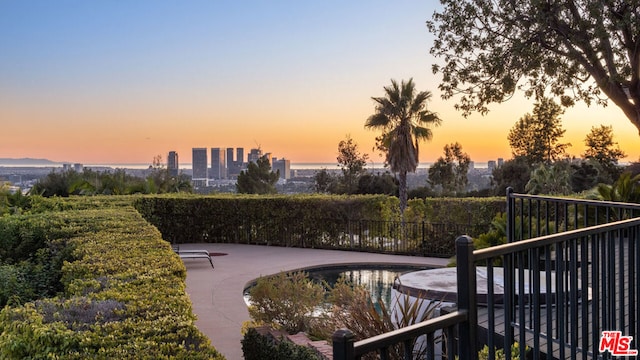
174 216 489 257
333 191 640 359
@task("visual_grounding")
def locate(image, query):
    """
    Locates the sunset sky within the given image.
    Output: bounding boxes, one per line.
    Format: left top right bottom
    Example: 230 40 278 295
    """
1 1 638 166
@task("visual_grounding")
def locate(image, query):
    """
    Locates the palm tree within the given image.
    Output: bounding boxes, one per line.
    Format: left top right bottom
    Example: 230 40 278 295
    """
365 78 441 214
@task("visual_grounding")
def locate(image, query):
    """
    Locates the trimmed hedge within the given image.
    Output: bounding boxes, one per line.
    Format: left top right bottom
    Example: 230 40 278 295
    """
0 197 224 359
134 194 504 257
134 194 399 245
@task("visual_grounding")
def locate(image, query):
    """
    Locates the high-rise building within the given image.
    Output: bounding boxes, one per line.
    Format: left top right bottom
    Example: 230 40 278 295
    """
167 151 179 177
236 148 244 165
497 158 504 167
247 148 263 163
210 148 226 179
271 158 291 180
488 160 497 172
226 148 235 167
192 148 208 186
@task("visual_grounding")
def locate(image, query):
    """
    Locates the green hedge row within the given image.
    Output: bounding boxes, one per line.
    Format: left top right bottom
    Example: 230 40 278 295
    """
0 197 224 359
134 194 399 244
134 195 505 256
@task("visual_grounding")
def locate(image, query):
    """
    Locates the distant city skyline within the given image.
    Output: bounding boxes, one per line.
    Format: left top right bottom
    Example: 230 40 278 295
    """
1 1 638 165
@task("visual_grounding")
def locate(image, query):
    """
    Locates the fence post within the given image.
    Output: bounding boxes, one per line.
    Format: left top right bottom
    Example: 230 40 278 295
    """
506 187 514 243
333 328 355 360
456 235 477 360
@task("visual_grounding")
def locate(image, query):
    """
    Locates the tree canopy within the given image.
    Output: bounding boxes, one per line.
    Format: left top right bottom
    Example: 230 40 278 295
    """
583 124 626 179
428 142 471 195
507 98 570 165
236 156 279 194
427 1 640 134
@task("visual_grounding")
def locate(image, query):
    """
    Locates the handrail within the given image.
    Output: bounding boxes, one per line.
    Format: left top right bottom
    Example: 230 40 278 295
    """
508 192 640 210
474 216 640 261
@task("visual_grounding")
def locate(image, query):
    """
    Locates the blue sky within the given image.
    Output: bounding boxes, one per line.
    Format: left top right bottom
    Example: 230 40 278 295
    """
1 1 637 164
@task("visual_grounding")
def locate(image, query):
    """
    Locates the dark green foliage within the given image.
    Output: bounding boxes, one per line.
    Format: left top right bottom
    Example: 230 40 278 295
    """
0 188 32 216
356 173 398 195
135 195 503 258
0 215 76 306
491 157 532 195
313 169 338 193
237 156 279 194
407 186 437 199
242 328 321 360
570 160 611 193
32 168 191 197
134 194 399 245
597 172 640 204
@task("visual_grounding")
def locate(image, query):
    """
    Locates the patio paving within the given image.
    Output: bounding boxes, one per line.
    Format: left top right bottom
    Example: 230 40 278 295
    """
182 243 449 360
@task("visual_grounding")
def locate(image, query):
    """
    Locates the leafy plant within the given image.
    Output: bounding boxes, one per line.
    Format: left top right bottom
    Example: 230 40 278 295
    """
248 271 326 334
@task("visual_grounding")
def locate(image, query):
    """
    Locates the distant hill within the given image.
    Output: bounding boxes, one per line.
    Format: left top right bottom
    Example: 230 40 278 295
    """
0 158 62 165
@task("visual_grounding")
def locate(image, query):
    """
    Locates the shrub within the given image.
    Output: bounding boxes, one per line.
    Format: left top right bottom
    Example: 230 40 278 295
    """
0 197 224 359
248 271 326 334
241 327 322 360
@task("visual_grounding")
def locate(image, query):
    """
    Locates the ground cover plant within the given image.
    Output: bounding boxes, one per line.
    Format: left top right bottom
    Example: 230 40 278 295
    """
0 196 223 359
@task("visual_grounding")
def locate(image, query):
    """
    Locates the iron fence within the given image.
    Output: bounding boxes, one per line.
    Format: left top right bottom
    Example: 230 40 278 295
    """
194 218 489 257
333 190 640 359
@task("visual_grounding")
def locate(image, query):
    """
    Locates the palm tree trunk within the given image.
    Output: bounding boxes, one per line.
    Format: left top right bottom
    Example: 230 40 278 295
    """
399 170 408 215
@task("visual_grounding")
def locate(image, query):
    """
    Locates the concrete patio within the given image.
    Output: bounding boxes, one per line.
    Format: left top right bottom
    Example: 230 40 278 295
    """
182 243 448 360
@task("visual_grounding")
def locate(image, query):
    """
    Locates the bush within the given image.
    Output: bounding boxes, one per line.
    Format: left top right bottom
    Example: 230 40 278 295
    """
241 327 322 360
0 197 224 359
248 271 326 334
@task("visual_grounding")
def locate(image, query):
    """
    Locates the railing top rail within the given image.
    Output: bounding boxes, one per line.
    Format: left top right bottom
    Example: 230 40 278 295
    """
353 310 468 356
474 216 640 261
508 192 640 210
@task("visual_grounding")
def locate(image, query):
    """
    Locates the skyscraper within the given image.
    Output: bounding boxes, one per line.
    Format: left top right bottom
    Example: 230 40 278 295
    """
236 148 244 165
192 148 208 187
167 151 179 177
210 148 226 179
247 148 263 163
226 148 235 168
272 158 291 180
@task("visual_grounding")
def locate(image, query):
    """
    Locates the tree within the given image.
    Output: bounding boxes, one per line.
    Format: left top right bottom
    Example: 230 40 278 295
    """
356 172 398 196
336 136 369 194
526 162 573 195
312 169 338 194
507 98 570 165
570 159 609 192
583 125 626 179
428 1 640 134
492 157 532 195
365 78 442 214
236 155 279 194
428 142 471 195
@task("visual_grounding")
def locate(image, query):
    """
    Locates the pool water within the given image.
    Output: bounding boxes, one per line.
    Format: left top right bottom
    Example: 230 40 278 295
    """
244 264 432 310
